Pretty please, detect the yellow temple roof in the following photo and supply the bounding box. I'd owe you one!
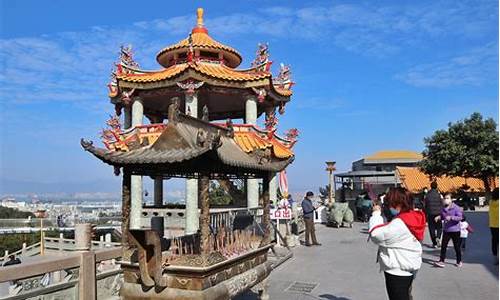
[116,62,270,83]
[156,8,242,68]
[113,8,294,98]
[233,128,294,159]
[365,150,423,161]
[396,166,498,193]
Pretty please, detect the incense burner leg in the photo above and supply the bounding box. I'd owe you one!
[257,277,270,300]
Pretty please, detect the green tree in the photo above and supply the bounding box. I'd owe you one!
[420,112,499,199]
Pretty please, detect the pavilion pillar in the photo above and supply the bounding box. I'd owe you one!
[130,98,143,229]
[260,172,271,246]
[121,169,131,251]
[269,173,278,205]
[154,177,163,207]
[185,92,199,234]
[246,96,259,208]
[199,175,210,255]
[124,106,132,129]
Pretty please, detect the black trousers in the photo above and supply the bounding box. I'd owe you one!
[491,227,499,256]
[461,237,466,249]
[427,214,442,246]
[440,231,462,263]
[384,272,414,300]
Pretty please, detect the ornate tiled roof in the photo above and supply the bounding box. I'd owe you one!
[156,31,242,68]
[110,8,294,98]
[396,166,499,193]
[156,8,242,68]
[116,62,270,83]
[233,130,294,159]
[82,104,295,176]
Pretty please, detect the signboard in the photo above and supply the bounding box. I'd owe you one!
[270,208,292,220]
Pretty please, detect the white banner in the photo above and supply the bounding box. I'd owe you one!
[270,208,292,220]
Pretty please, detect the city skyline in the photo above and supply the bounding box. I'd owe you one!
[0,0,498,194]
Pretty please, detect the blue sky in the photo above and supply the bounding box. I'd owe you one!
[0,0,498,195]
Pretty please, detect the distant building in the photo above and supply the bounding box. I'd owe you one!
[336,150,422,197]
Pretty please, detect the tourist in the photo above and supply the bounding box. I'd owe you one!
[369,187,426,300]
[434,194,463,268]
[355,192,366,221]
[424,181,443,248]
[489,188,499,265]
[2,254,21,267]
[287,194,294,207]
[459,216,473,252]
[360,193,373,223]
[301,191,321,246]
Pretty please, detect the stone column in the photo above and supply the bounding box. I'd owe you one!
[152,176,164,237]
[185,92,199,234]
[260,173,271,247]
[130,99,143,229]
[199,175,210,255]
[124,106,132,129]
[269,173,278,206]
[121,169,131,251]
[246,96,259,208]
[154,177,163,207]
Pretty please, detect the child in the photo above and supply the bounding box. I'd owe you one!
[459,216,473,251]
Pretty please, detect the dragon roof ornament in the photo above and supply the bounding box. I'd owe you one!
[274,63,294,90]
[250,43,272,72]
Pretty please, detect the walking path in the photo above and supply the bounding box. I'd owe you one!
[237,211,498,300]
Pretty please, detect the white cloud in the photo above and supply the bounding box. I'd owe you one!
[396,43,498,88]
[0,0,496,110]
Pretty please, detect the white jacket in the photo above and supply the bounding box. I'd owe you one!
[369,218,422,276]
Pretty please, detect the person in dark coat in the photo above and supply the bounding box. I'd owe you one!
[3,255,21,267]
[301,191,321,247]
[424,181,443,248]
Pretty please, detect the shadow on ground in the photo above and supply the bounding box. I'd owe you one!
[318,294,352,300]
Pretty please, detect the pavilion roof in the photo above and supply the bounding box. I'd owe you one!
[156,30,242,68]
[116,62,270,83]
[112,8,294,99]
[81,104,295,178]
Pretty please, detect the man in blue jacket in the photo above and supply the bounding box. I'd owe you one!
[302,191,321,246]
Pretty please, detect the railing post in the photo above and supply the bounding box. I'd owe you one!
[105,233,112,248]
[59,233,64,252]
[21,243,27,255]
[76,223,96,300]
[79,251,96,300]
[99,235,104,248]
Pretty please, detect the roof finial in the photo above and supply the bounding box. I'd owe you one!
[197,8,204,27]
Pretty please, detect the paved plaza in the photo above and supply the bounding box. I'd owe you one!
[237,211,499,300]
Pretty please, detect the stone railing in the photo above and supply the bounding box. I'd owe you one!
[209,207,262,233]
[0,247,122,300]
[1,236,121,264]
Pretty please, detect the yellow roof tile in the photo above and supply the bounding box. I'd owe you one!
[365,150,423,161]
[396,166,499,193]
[117,61,271,83]
[233,131,294,159]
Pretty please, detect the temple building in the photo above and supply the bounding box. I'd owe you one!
[81,8,297,299]
[335,150,422,196]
